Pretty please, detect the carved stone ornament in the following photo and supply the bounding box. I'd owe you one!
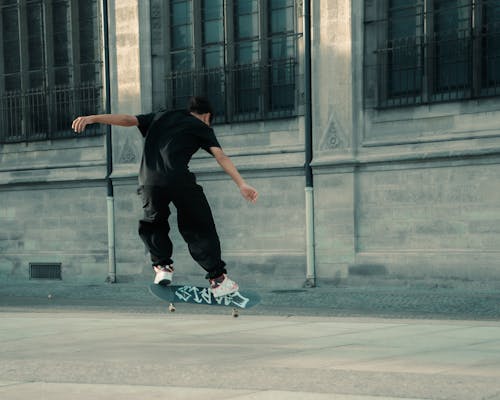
[319,112,342,150]
[119,137,138,164]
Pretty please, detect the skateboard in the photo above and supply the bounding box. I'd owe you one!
[149,283,260,317]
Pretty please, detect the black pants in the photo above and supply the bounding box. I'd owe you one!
[138,182,227,280]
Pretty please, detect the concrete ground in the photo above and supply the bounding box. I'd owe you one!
[1,279,500,399]
[1,311,500,400]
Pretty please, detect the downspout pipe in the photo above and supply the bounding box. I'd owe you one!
[102,0,116,283]
[304,0,316,288]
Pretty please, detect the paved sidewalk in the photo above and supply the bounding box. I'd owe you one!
[1,279,500,320]
[1,311,500,400]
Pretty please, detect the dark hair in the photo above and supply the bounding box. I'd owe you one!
[187,96,214,123]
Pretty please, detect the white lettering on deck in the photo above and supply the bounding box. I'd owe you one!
[174,286,250,308]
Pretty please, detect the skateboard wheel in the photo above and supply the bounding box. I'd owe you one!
[232,308,239,318]
[168,303,176,312]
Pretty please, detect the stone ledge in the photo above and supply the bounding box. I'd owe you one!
[0,164,107,186]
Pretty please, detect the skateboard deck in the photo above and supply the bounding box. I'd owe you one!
[149,283,260,315]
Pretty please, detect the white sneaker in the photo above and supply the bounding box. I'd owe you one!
[209,274,239,297]
[153,265,174,286]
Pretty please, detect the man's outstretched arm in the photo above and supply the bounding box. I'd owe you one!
[210,147,258,204]
[72,114,138,133]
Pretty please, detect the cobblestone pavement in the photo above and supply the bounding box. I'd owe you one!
[1,278,499,320]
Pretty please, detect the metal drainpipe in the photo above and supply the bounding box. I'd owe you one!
[304,0,316,288]
[102,0,116,283]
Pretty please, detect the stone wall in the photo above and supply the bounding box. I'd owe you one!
[2,0,500,287]
[0,180,108,282]
[0,123,108,282]
[355,161,500,280]
[311,0,500,282]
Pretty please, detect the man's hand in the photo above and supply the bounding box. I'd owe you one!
[72,116,94,133]
[240,183,258,204]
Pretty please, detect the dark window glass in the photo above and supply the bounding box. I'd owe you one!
[235,65,260,114]
[235,0,259,15]
[204,20,223,44]
[172,25,192,49]
[270,0,294,8]
[171,51,193,71]
[53,2,70,67]
[268,0,295,113]
[387,0,422,98]
[170,0,193,72]
[236,14,259,39]
[2,8,20,77]
[270,7,293,33]
[203,0,222,20]
[482,1,500,91]
[27,4,44,71]
[79,0,98,65]
[171,0,192,50]
[203,47,223,68]
[270,36,294,59]
[202,0,224,46]
[433,0,471,94]
[172,1,191,23]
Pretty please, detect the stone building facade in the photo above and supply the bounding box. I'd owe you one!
[1,0,499,287]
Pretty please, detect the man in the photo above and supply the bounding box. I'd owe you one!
[72,96,258,297]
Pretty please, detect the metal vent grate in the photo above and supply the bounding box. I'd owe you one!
[29,263,62,280]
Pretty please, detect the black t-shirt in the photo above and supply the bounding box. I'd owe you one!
[136,109,221,186]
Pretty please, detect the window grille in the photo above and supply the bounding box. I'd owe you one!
[364,0,500,108]
[0,0,104,143]
[151,0,300,123]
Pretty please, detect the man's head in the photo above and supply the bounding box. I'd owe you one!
[188,96,214,126]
